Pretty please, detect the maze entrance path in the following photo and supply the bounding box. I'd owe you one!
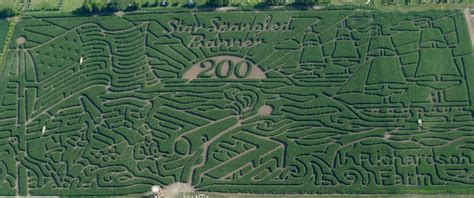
[0,10,473,196]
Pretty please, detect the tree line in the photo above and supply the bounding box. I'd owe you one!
[80,0,143,13]
[0,0,324,17]
[79,0,321,13]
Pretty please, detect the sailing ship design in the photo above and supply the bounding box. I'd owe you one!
[334,23,469,126]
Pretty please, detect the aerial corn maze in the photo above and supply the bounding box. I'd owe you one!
[0,9,473,196]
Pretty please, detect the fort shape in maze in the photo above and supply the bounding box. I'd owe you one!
[0,10,473,195]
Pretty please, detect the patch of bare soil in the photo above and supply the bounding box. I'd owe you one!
[182,64,203,80]
[248,65,267,79]
[16,37,26,45]
[183,55,267,80]
[213,55,240,62]
[464,8,474,47]
[213,56,267,79]
[163,182,194,197]
[114,11,125,17]
[258,105,273,116]
[7,16,19,22]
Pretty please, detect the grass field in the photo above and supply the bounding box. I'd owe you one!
[28,0,61,10]
[61,0,85,12]
[0,9,474,196]
[0,0,20,9]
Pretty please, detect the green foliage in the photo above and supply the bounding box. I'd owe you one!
[332,40,358,58]
[267,0,286,6]
[0,7,18,18]
[78,0,154,12]
[416,48,459,79]
[1,10,474,196]
[367,57,406,85]
[208,0,230,6]
[81,0,107,12]
[294,0,318,5]
[374,0,470,8]
[0,17,14,70]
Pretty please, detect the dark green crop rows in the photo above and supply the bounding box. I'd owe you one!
[0,10,473,195]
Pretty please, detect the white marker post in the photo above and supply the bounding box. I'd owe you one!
[41,126,46,135]
[418,119,423,127]
[80,57,83,65]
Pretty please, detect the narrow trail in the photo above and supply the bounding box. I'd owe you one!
[463,8,474,47]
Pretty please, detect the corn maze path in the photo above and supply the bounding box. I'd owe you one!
[0,10,473,195]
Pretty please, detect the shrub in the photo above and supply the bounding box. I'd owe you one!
[0,8,18,18]
[208,0,230,7]
[267,0,287,6]
[294,0,317,6]
[127,1,142,10]
[105,2,121,11]
[81,0,107,13]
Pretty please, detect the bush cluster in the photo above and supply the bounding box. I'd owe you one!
[208,0,230,7]
[80,0,144,13]
[0,8,18,18]
[267,0,287,6]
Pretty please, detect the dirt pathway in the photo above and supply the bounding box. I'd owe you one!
[464,8,474,47]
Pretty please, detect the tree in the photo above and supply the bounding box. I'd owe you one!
[80,0,107,13]
[267,0,286,6]
[188,0,195,7]
[92,2,103,12]
[106,1,120,11]
[160,0,168,7]
[128,1,142,10]
[82,0,93,12]
[0,8,18,18]
[81,0,145,13]
[208,0,229,7]
[294,0,317,5]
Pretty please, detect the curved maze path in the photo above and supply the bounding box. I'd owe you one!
[0,10,473,195]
